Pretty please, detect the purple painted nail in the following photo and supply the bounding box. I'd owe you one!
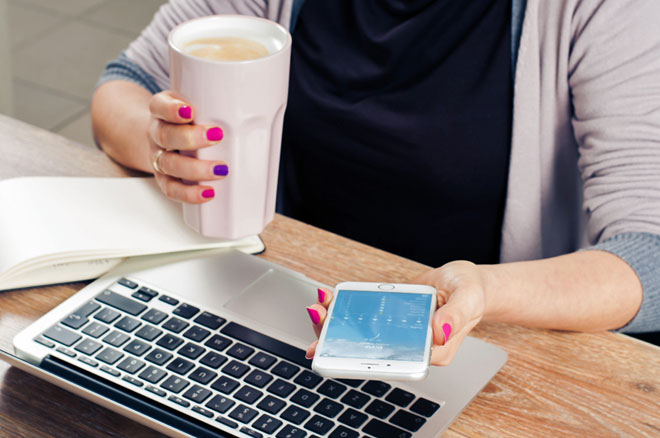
[213,164,229,176]
[442,323,452,343]
[307,307,320,325]
[317,289,326,304]
[178,105,191,119]
[202,189,215,199]
[206,127,223,142]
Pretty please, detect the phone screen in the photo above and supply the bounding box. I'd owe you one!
[319,290,433,361]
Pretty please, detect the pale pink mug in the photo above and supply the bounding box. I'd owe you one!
[168,15,292,239]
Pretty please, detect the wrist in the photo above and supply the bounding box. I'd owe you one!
[478,263,508,322]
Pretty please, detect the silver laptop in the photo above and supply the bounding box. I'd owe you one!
[6,250,507,438]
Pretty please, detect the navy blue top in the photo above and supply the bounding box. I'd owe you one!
[279,0,512,266]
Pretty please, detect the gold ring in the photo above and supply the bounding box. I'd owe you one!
[151,148,166,174]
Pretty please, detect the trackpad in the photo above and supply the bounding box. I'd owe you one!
[223,270,318,345]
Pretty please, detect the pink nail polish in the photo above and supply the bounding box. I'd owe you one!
[178,105,191,119]
[317,289,326,304]
[442,323,452,343]
[206,127,223,142]
[202,189,215,199]
[307,307,320,325]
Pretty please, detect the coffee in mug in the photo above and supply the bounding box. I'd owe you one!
[184,37,269,62]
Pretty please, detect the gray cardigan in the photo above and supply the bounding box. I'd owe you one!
[99,0,660,333]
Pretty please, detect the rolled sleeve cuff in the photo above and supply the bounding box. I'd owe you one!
[96,53,162,95]
[587,232,660,333]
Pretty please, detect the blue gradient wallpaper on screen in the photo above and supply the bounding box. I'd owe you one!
[319,290,432,361]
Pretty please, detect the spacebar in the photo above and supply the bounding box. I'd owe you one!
[220,322,310,369]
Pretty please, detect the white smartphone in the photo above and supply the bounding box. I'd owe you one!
[312,281,437,381]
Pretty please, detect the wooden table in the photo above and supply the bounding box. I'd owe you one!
[0,114,658,437]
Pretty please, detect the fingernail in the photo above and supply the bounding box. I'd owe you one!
[305,353,313,360]
[442,323,452,343]
[317,289,326,304]
[307,307,320,325]
[202,189,215,199]
[206,127,223,142]
[178,105,191,119]
[213,164,229,176]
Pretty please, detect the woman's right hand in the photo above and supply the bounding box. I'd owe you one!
[148,90,229,204]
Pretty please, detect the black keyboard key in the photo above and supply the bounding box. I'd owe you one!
[114,316,141,333]
[138,366,168,384]
[179,342,205,360]
[34,337,55,348]
[182,385,212,404]
[182,325,210,342]
[248,352,277,370]
[56,346,76,357]
[240,427,263,438]
[132,291,155,302]
[390,410,426,432]
[123,375,144,387]
[385,388,415,408]
[123,339,151,356]
[194,311,226,330]
[137,286,158,297]
[166,357,194,375]
[156,334,184,351]
[211,375,240,394]
[135,324,162,342]
[118,278,138,289]
[253,414,283,434]
[294,370,323,389]
[362,381,391,398]
[100,365,120,377]
[281,405,311,425]
[235,385,263,404]
[221,360,250,378]
[410,398,440,417]
[337,379,363,388]
[191,406,214,418]
[244,369,273,388]
[162,317,189,334]
[62,301,100,329]
[221,322,309,368]
[96,347,124,365]
[43,325,81,347]
[159,295,179,306]
[94,307,121,324]
[145,348,173,366]
[337,408,368,428]
[168,395,190,407]
[61,314,88,330]
[226,343,254,360]
[189,366,217,385]
[362,418,411,438]
[314,398,343,418]
[340,390,370,409]
[160,375,189,393]
[103,330,130,347]
[304,415,334,435]
[74,338,103,356]
[205,334,232,352]
[145,385,166,397]
[257,395,286,414]
[229,404,259,424]
[291,388,320,408]
[216,416,238,429]
[141,308,168,325]
[272,361,300,379]
[96,290,147,316]
[365,400,395,419]
[117,357,145,374]
[206,394,235,414]
[199,351,227,369]
[82,322,109,339]
[267,379,296,398]
[77,356,98,367]
[318,380,347,399]
[329,426,359,438]
[276,425,307,438]
[173,303,200,319]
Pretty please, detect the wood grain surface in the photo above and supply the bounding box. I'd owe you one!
[0,114,659,437]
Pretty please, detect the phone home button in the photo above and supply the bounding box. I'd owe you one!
[378,283,395,290]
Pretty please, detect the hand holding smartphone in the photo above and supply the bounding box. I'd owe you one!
[312,282,437,381]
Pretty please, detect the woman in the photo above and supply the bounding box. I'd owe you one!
[92,0,660,365]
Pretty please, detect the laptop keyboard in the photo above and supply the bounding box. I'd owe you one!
[34,278,443,438]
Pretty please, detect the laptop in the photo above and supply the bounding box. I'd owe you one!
[6,249,507,438]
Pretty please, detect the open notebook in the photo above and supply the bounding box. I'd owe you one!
[0,177,265,291]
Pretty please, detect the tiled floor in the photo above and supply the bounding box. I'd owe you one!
[2,0,166,148]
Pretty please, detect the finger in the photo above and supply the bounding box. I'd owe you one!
[149,90,194,124]
[154,172,216,204]
[305,340,318,360]
[306,303,327,338]
[317,288,333,308]
[157,150,229,181]
[149,119,224,151]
